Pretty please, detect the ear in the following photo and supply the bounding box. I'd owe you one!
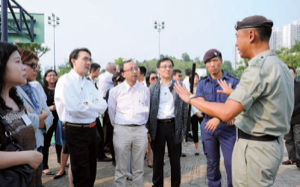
[156,68,160,75]
[71,58,76,67]
[249,30,255,43]
[121,72,125,78]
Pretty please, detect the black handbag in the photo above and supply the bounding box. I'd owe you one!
[0,109,33,187]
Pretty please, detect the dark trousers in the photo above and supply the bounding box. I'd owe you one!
[103,113,115,162]
[191,115,203,143]
[43,115,62,169]
[151,121,181,187]
[96,118,106,159]
[65,125,97,187]
[201,120,236,187]
[284,124,300,162]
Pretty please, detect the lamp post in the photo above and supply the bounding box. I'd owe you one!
[48,13,59,71]
[154,21,165,59]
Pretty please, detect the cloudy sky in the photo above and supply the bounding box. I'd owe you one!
[15,0,300,69]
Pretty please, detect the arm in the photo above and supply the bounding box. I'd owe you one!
[55,78,98,119]
[174,82,244,122]
[108,89,117,126]
[88,85,108,115]
[0,151,43,170]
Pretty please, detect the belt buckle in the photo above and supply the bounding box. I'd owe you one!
[165,119,171,123]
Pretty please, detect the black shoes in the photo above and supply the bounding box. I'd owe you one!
[53,171,66,179]
[181,153,187,157]
[98,156,113,162]
[195,153,200,156]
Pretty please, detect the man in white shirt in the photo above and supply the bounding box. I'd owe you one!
[138,66,147,86]
[97,62,116,98]
[55,48,107,187]
[108,60,150,187]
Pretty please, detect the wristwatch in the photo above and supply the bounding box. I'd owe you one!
[188,95,196,104]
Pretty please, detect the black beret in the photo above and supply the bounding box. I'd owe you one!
[203,49,222,64]
[235,15,273,30]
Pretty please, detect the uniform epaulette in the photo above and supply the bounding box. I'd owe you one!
[199,76,208,81]
[226,73,237,79]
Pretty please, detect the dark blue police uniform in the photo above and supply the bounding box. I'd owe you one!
[196,71,239,187]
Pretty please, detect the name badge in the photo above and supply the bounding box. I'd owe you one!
[21,114,32,126]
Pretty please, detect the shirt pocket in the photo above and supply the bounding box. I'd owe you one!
[204,87,214,101]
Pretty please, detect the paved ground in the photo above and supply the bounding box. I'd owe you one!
[42,140,300,187]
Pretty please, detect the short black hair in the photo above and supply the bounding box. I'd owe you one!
[69,48,91,68]
[255,27,272,42]
[120,60,133,73]
[138,66,147,76]
[172,69,182,76]
[112,72,125,86]
[288,66,296,74]
[91,63,101,72]
[185,68,192,76]
[156,57,174,68]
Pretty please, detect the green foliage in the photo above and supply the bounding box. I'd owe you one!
[15,43,50,58]
[181,52,191,62]
[57,61,72,78]
[222,61,235,76]
[290,40,300,53]
[114,57,124,66]
[278,52,300,72]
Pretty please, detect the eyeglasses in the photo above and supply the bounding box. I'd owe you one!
[178,75,182,77]
[47,74,57,77]
[150,76,158,80]
[24,62,39,70]
[123,67,139,72]
[159,65,173,70]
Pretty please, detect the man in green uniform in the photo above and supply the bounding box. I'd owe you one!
[174,15,294,186]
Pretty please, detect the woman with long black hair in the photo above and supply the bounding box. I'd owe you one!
[0,41,43,186]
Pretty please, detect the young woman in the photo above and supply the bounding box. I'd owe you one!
[0,41,43,186]
[16,49,53,175]
[189,73,203,155]
[42,69,62,174]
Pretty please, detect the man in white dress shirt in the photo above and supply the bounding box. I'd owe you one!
[108,60,150,187]
[55,48,107,187]
[97,62,116,98]
[138,66,147,86]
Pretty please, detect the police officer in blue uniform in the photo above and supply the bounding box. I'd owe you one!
[196,49,239,187]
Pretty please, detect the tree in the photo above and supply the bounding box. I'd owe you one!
[290,40,300,53]
[15,43,50,58]
[181,52,190,62]
[114,57,124,67]
[57,61,72,78]
[222,61,235,75]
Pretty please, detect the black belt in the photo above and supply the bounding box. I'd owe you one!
[65,121,96,128]
[238,129,278,141]
[157,118,175,123]
[126,124,143,127]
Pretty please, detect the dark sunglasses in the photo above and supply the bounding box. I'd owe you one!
[24,62,39,70]
[150,76,158,80]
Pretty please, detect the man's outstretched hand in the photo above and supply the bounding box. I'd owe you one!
[174,82,192,104]
[217,79,233,96]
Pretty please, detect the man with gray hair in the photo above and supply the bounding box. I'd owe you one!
[97,62,116,98]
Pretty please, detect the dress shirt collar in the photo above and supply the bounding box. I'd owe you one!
[70,69,85,81]
[123,80,139,92]
[160,79,172,87]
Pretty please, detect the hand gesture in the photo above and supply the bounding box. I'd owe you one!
[174,82,192,104]
[217,80,233,96]
[205,117,221,132]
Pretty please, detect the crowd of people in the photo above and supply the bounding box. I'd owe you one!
[0,14,299,187]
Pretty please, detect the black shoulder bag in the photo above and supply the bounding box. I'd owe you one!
[0,108,33,187]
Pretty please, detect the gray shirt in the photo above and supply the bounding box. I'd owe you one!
[229,50,294,137]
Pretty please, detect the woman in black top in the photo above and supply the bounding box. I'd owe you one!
[42,69,61,174]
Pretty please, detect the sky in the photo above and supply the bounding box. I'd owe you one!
[13,0,300,70]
